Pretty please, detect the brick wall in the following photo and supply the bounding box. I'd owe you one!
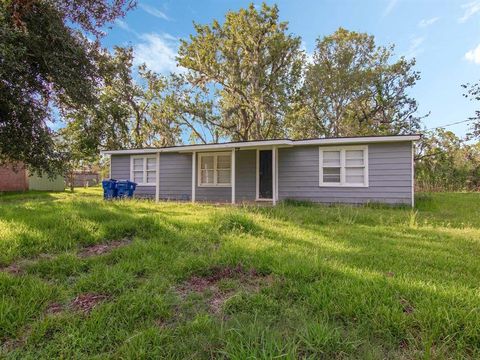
[0,163,28,192]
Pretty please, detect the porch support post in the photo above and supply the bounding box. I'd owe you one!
[272,146,277,205]
[411,142,414,208]
[276,146,279,203]
[231,148,236,204]
[192,151,196,203]
[155,152,160,203]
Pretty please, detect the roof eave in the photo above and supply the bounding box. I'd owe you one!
[101,135,421,155]
[293,134,421,146]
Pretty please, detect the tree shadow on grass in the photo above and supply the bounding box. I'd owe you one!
[0,209,223,347]
[1,201,479,359]
[218,235,480,359]
[251,219,480,292]
[0,191,59,204]
[0,199,193,265]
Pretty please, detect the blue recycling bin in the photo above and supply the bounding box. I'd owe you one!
[102,179,117,199]
[128,181,137,197]
[116,180,137,198]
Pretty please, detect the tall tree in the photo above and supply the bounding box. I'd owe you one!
[177,2,304,141]
[60,47,181,158]
[158,73,223,144]
[462,81,480,138]
[0,0,135,175]
[289,28,423,139]
[415,129,480,191]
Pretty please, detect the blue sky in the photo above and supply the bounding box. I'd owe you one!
[102,0,480,138]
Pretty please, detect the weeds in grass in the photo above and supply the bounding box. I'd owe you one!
[1,189,480,359]
[281,198,315,207]
[408,210,418,228]
[335,206,359,225]
[215,212,259,235]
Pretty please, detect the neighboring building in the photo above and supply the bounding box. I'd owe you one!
[102,135,420,206]
[0,163,65,192]
[70,171,100,187]
[0,163,28,192]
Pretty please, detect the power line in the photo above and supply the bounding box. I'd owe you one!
[423,119,476,132]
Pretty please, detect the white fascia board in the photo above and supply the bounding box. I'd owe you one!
[102,140,292,155]
[171,140,292,153]
[293,135,421,146]
[101,149,160,155]
[101,135,420,155]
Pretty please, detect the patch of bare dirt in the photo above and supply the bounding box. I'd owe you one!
[176,264,274,314]
[209,293,233,314]
[78,238,131,258]
[0,263,24,275]
[0,244,119,277]
[70,293,109,313]
[0,256,49,276]
[400,298,414,315]
[1,336,27,353]
[46,302,64,314]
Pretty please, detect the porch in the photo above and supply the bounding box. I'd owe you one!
[148,146,282,205]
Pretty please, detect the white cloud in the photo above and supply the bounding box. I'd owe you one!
[162,33,179,42]
[383,0,398,17]
[404,36,425,59]
[113,20,181,74]
[465,44,480,64]
[139,3,170,20]
[134,33,180,74]
[459,1,480,23]
[418,17,440,28]
[115,19,136,34]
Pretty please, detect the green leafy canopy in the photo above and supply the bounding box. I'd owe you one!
[0,0,135,176]
[288,28,425,139]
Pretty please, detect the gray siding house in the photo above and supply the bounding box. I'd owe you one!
[103,135,420,206]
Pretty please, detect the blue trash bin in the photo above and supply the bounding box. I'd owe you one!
[117,180,137,198]
[128,181,137,197]
[102,179,117,199]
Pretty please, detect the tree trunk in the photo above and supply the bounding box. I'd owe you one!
[69,171,75,192]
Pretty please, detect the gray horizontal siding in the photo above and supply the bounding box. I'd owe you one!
[110,141,413,205]
[111,154,156,198]
[235,150,256,202]
[135,185,155,198]
[159,153,192,201]
[278,142,413,205]
[110,155,130,180]
[196,186,231,202]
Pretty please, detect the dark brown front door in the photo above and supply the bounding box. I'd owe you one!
[259,150,273,199]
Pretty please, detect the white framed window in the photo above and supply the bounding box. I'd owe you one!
[198,152,231,187]
[319,145,368,187]
[130,155,157,185]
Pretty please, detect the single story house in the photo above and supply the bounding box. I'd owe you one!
[0,163,65,192]
[102,134,420,207]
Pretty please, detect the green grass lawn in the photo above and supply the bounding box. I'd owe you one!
[1,189,479,359]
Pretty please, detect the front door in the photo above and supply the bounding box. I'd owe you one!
[258,150,273,199]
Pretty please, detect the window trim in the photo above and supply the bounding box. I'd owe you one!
[319,145,369,187]
[130,155,157,186]
[197,152,232,187]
